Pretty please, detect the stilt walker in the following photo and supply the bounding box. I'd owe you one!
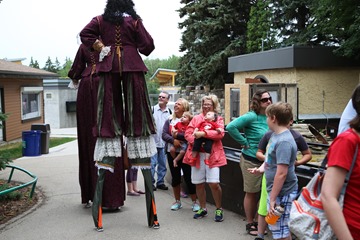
[79,0,160,231]
[68,44,125,212]
[124,66,159,229]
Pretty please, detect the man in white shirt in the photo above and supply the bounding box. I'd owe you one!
[151,91,172,190]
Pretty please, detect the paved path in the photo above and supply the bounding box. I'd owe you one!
[0,129,270,240]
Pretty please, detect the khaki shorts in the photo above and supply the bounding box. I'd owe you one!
[191,152,220,184]
[240,154,262,193]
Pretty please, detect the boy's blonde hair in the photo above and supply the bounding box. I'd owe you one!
[183,111,193,121]
[265,102,293,126]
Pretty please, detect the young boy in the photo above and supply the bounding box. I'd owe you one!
[253,102,298,240]
[249,117,312,240]
[170,111,192,167]
[189,111,221,164]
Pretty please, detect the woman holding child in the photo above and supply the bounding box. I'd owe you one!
[183,95,226,222]
[162,98,199,211]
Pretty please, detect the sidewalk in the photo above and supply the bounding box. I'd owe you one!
[0,128,265,240]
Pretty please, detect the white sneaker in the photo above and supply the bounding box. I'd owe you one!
[192,202,200,212]
[171,201,182,211]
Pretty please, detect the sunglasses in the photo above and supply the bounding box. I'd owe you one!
[260,97,272,103]
[158,96,167,99]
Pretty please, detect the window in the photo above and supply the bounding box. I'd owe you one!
[21,87,43,121]
[230,88,240,120]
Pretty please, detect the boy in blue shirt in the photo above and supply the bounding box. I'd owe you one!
[251,102,298,240]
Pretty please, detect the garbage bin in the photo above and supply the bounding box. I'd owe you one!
[31,123,51,154]
[22,130,41,156]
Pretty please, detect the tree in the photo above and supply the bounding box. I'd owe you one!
[54,57,61,72]
[311,0,360,59]
[268,0,360,59]
[42,57,57,73]
[0,112,11,170]
[29,57,40,69]
[146,80,160,94]
[246,0,276,53]
[269,0,318,47]
[177,0,252,89]
[57,57,73,77]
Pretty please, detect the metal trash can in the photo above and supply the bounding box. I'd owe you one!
[22,130,41,156]
[31,124,51,154]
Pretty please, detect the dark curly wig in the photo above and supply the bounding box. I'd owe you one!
[103,0,139,24]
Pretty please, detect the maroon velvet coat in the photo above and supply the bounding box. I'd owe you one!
[80,15,154,73]
[79,15,156,139]
[68,44,125,208]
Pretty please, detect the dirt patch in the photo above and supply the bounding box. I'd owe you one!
[0,179,43,225]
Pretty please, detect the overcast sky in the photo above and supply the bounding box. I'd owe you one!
[0,0,183,67]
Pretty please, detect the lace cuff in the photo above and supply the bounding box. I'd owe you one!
[68,80,79,89]
[99,46,111,62]
[93,137,122,162]
[127,136,157,159]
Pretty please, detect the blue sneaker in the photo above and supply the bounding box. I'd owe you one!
[171,201,182,211]
[193,208,208,219]
[192,202,200,212]
[214,208,224,222]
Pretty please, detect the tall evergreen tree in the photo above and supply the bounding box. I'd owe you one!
[29,57,40,69]
[43,57,57,73]
[269,0,318,47]
[177,0,252,89]
[311,0,360,59]
[54,57,61,72]
[246,0,275,53]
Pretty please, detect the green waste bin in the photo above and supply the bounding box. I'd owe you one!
[31,124,51,154]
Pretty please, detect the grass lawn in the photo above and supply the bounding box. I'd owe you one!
[0,137,76,161]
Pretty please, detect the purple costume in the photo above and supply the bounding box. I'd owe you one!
[68,44,125,209]
[79,13,158,230]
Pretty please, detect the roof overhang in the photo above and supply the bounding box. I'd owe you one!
[0,59,59,79]
[0,71,58,79]
[150,68,177,86]
[228,46,360,73]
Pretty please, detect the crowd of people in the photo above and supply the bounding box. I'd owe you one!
[67,0,360,238]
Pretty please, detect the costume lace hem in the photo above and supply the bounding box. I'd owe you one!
[127,136,156,159]
[93,137,122,161]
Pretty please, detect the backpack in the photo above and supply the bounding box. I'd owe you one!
[289,146,358,240]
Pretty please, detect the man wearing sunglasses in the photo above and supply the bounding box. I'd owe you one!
[151,91,172,191]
